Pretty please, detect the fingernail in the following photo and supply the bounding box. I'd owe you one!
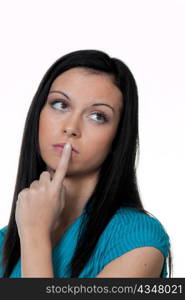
[64,143,71,152]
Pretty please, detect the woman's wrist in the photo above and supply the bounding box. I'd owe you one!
[19,230,51,244]
[20,233,54,277]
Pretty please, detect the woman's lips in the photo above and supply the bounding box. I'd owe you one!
[52,145,78,155]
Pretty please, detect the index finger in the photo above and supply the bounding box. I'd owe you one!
[52,143,72,187]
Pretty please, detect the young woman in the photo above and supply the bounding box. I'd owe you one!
[0,49,171,278]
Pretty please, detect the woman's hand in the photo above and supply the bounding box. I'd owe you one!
[15,143,72,241]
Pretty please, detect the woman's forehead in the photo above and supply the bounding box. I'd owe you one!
[50,67,122,99]
[49,69,123,113]
[51,67,114,84]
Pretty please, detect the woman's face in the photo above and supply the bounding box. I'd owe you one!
[39,67,123,178]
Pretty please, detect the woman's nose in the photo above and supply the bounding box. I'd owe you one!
[63,127,78,137]
[63,114,81,137]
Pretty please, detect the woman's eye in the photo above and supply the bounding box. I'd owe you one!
[90,112,108,123]
[50,100,68,110]
[50,100,108,124]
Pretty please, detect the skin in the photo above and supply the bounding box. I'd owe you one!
[15,144,72,241]
[38,67,123,244]
[16,143,73,277]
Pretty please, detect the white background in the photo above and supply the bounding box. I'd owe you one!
[0,0,184,277]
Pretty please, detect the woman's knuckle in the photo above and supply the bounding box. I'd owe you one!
[41,171,50,177]
[30,180,38,188]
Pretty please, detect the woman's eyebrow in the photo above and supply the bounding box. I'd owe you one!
[48,90,115,114]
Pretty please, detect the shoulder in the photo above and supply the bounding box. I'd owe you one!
[107,206,169,232]
[99,206,170,260]
[94,207,170,277]
[110,206,167,231]
[96,246,165,278]
[95,207,170,277]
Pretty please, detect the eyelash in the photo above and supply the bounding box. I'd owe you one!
[49,100,109,124]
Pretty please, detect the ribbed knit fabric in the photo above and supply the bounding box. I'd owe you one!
[0,207,170,278]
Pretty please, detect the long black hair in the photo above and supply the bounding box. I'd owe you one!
[1,49,172,277]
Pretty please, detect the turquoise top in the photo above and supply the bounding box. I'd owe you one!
[0,207,170,278]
